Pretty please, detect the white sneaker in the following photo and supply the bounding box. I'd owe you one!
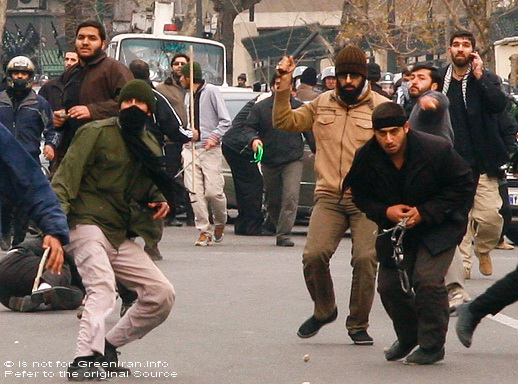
[448,285,470,315]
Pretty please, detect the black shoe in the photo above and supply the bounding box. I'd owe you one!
[297,308,338,338]
[8,286,83,312]
[384,340,417,361]
[456,302,480,348]
[165,218,183,227]
[67,355,106,381]
[0,233,10,251]
[404,346,445,365]
[276,237,294,247]
[100,342,131,375]
[348,330,374,345]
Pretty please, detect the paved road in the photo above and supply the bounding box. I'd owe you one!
[1,225,517,384]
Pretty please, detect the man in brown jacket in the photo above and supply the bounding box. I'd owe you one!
[274,45,389,345]
[53,20,133,162]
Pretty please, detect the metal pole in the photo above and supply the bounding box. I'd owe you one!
[196,0,203,37]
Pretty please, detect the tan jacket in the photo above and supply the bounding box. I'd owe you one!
[273,87,389,199]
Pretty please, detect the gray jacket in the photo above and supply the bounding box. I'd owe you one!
[408,90,454,145]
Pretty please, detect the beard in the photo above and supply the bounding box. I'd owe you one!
[78,46,103,63]
[452,54,470,68]
[336,78,366,105]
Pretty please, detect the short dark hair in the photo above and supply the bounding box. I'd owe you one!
[411,63,441,87]
[170,54,190,67]
[449,30,476,49]
[129,59,150,80]
[270,73,280,88]
[76,20,106,41]
[372,102,407,130]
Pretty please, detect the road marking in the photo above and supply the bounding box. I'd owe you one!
[488,313,518,330]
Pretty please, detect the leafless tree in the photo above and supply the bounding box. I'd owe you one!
[0,0,8,58]
[210,0,262,81]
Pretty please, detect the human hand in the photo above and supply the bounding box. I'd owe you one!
[386,204,413,223]
[204,138,218,150]
[251,139,263,152]
[53,109,67,128]
[68,105,91,120]
[43,235,64,275]
[148,202,170,219]
[43,145,55,161]
[419,95,439,111]
[470,51,484,79]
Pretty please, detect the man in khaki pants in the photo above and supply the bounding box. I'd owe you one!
[274,46,389,345]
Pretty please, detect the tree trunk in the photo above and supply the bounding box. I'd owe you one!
[0,0,8,60]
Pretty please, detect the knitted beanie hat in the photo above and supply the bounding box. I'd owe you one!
[181,61,203,83]
[335,45,368,78]
[119,79,156,113]
[372,102,407,130]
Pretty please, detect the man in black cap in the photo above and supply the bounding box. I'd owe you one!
[345,102,475,364]
[52,79,176,381]
[274,45,389,345]
[296,67,320,101]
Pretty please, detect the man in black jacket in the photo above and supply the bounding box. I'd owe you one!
[345,102,475,365]
[242,75,314,246]
[440,30,508,278]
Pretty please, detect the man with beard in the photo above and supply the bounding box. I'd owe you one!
[52,80,175,381]
[440,30,508,280]
[273,45,389,344]
[406,63,470,312]
[52,20,133,166]
[39,51,79,112]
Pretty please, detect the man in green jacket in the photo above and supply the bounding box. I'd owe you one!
[52,80,175,381]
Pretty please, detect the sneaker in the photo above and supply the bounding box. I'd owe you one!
[384,340,417,361]
[195,233,212,246]
[477,252,493,276]
[403,346,445,365]
[496,242,514,250]
[348,330,374,345]
[448,284,470,314]
[297,308,338,338]
[66,355,106,381]
[9,286,84,312]
[144,244,163,261]
[455,301,481,348]
[214,225,225,243]
[276,237,295,247]
[100,342,131,375]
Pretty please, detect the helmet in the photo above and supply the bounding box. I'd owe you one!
[320,66,335,80]
[6,56,35,91]
[380,72,394,85]
[293,66,308,79]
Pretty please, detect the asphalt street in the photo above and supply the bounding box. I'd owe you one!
[1,224,517,384]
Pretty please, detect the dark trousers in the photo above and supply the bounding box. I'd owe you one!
[378,245,454,350]
[470,263,518,318]
[1,202,29,246]
[498,177,512,242]
[222,144,264,235]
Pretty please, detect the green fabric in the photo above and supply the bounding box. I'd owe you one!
[118,79,156,113]
[52,117,165,248]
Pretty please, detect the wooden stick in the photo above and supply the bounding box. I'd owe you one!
[189,45,196,196]
[32,248,50,292]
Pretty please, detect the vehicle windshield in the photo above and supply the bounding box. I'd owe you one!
[118,38,225,85]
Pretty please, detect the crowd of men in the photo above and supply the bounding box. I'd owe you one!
[0,18,518,381]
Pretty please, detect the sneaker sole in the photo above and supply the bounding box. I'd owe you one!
[352,340,374,345]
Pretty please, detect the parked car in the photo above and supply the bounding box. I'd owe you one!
[220,88,316,220]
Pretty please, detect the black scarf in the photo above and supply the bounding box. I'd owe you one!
[119,106,185,206]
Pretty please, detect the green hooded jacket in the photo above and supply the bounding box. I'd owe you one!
[52,117,165,248]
